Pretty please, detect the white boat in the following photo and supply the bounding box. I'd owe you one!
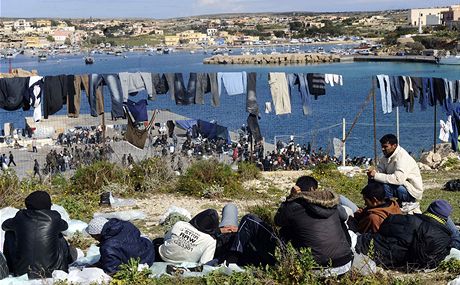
[437,55,460,65]
[38,54,47,62]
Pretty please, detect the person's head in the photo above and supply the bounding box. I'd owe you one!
[293,176,318,193]
[361,182,386,208]
[25,190,52,210]
[86,216,109,241]
[189,209,220,238]
[426,200,452,221]
[219,204,238,233]
[379,134,398,158]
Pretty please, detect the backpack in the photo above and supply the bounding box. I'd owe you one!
[444,179,460,192]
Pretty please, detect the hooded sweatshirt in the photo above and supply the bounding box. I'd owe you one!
[159,209,218,264]
[352,199,402,233]
[274,190,352,267]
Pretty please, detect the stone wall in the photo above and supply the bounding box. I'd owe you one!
[203,53,340,65]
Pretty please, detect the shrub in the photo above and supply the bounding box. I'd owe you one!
[54,193,99,221]
[0,169,21,208]
[176,159,244,198]
[128,157,176,192]
[246,203,278,230]
[438,258,460,275]
[112,258,152,285]
[237,161,261,181]
[70,161,126,195]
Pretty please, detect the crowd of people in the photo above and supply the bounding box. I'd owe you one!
[0,133,459,281]
[56,127,104,148]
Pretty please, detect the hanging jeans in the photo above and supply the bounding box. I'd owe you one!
[246,72,259,115]
[208,73,220,107]
[102,74,124,119]
[377,74,392,114]
[269,72,291,115]
[195,73,210,105]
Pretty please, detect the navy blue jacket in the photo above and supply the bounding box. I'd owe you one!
[99,219,154,274]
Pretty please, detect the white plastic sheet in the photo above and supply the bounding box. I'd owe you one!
[71,244,100,266]
[0,207,19,252]
[53,268,111,285]
[94,210,146,221]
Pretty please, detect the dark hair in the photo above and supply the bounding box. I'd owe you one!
[379,134,398,145]
[295,176,318,192]
[361,182,386,201]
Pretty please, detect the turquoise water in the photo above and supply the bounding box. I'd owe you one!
[1,51,459,156]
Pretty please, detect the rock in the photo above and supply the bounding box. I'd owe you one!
[432,153,442,163]
[420,152,434,165]
[417,162,432,171]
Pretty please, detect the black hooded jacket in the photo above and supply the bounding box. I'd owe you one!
[189,209,220,238]
[274,190,352,267]
[355,213,451,270]
[2,209,71,278]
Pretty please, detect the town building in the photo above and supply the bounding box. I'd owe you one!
[408,7,449,27]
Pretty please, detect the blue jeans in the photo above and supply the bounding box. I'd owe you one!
[382,184,415,203]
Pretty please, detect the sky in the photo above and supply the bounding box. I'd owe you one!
[1,0,459,19]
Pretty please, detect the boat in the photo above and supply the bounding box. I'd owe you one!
[38,54,47,62]
[84,56,94,64]
[437,55,460,65]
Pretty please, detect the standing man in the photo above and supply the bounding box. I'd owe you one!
[32,138,38,153]
[367,134,423,203]
[8,151,16,167]
[33,159,41,180]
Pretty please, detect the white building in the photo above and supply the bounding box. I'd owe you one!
[409,7,449,26]
[207,28,218,37]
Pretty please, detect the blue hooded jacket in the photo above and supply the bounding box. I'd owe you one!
[99,219,154,274]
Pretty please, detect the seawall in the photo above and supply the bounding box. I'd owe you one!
[203,53,341,65]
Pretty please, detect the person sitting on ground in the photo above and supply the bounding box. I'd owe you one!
[340,182,402,234]
[86,217,154,275]
[212,204,239,265]
[355,200,453,270]
[367,134,423,203]
[2,191,76,279]
[274,176,353,273]
[159,209,220,265]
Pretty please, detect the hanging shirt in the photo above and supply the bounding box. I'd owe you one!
[325,74,343,87]
[217,72,247,96]
[126,99,148,123]
[306,73,326,99]
[268,72,291,115]
[119,72,153,101]
[0,77,29,111]
[440,116,453,143]
[28,76,44,122]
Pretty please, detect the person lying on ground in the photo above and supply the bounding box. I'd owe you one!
[211,203,239,265]
[340,182,402,234]
[355,200,454,270]
[274,176,353,274]
[158,209,220,265]
[86,217,154,275]
[2,191,76,279]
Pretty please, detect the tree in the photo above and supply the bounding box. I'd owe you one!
[46,35,55,42]
[273,30,286,38]
[64,37,71,45]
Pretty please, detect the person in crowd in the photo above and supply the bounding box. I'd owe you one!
[367,134,423,203]
[7,151,16,167]
[274,176,353,274]
[340,182,402,233]
[86,217,154,275]
[159,209,220,264]
[355,200,453,270]
[33,159,40,179]
[212,204,239,265]
[32,138,38,153]
[2,191,76,278]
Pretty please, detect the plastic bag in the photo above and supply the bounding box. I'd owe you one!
[159,206,192,225]
[94,210,146,221]
[0,207,18,251]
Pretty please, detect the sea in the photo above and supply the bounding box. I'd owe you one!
[1,44,459,157]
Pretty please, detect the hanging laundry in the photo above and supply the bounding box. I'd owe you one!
[208,73,220,107]
[265,102,272,114]
[177,72,196,105]
[164,73,176,100]
[268,72,291,115]
[126,99,148,123]
[306,73,326,99]
[101,74,124,119]
[43,75,68,119]
[325,74,343,87]
[124,107,156,149]
[376,75,392,114]
[119,72,154,101]
[247,113,262,143]
[288,73,311,115]
[173,73,188,105]
[439,116,453,143]
[152,73,169,97]
[0,77,28,111]
[195,73,210,105]
[246,72,259,115]
[25,76,44,122]
[66,75,77,116]
[217,72,247,96]
[70,74,90,118]
[450,105,460,152]
[390,76,404,107]
[89,74,104,117]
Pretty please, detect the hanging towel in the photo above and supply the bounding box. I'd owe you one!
[246,72,259,115]
[218,72,247,96]
[269,72,291,115]
[265,102,272,114]
[306,73,326,99]
[440,116,453,143]
[126,99,148,123]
